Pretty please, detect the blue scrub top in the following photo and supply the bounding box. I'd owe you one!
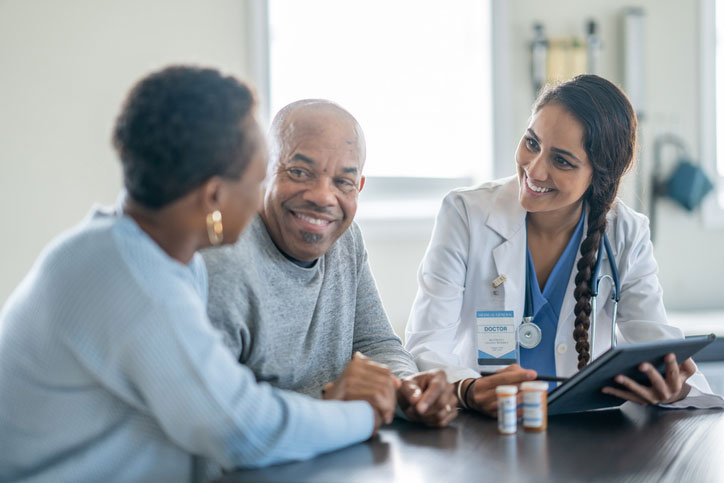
[519,209,585,388]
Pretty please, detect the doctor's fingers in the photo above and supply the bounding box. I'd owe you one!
[663,355,695,385]
[497,363,524,373]
[640,362,682,402]
[613,372,668,405]
[678,356,697,380]
[664,354,681,388]
[601,386,649,405]
[477,370,536,390]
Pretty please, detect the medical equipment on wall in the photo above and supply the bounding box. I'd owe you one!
[529,19,600,97]
[649,134,714,241]
[621,8,646,119]
[518,233,621,359]
[586,20,601,74]
[531,23,548,96]
[621,8,649,212]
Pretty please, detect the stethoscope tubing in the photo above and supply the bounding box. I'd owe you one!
[590,233,621,358]
[521,232,621,357]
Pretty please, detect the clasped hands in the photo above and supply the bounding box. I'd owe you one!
[322,352,458,433]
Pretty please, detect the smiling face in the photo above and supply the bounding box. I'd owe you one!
[261,106,365,262]
[515,102,593,217]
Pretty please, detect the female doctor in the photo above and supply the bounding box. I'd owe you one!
[405,74,723,416]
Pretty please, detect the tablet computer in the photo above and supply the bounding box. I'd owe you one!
[547,334,716,416]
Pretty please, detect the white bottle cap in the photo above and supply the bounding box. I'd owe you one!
[496,385,518,395]
[521,381,549,391]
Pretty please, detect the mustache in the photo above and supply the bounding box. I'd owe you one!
[290,201,338,217]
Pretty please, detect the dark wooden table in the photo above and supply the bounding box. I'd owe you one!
[221,404,724,482]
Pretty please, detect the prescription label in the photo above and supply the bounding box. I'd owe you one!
[476,311,516,365]
[497,394,517,434]
[522,391,544,428]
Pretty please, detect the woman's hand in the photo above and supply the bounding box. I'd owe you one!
[323,352,400,431]
[601,353,696,405]
[458,364,537,417]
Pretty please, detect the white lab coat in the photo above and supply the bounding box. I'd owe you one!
[405,176,723,408]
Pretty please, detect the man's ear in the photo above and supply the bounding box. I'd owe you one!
[359,175,366,192]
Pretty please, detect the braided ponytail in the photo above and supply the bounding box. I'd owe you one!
[533,75,637,369]
[572,198,614,367]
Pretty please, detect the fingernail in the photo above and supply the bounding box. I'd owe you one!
[640,363,649,372]
[418,402,428,413]
[412,388,422,398]
[615,375,624,384]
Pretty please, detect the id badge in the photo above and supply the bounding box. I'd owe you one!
[476,310,517,365]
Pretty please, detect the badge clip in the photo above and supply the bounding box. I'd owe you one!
[492,274,507,288]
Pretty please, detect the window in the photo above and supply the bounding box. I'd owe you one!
[717,1,724,180]
[701,0,724,224]
[266,0,492,184]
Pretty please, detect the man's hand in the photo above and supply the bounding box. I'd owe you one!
[397,370,458,427]
[601,353,695,405]
[322,352,400,432]
[461,364,537,417]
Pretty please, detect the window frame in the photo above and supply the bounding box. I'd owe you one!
[247,0,496,229]
[700,0,724,227]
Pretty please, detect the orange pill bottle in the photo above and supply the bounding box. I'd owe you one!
[521,381,548,432]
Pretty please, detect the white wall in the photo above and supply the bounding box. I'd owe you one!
[0,0,251,306]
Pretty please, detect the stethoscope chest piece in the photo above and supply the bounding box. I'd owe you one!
[518,316,542,349]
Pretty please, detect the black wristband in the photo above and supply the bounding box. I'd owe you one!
[463,378,478,409]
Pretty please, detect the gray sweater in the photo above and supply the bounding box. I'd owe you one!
[203,216,418,397]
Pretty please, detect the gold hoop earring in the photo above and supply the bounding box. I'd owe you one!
[206,210,223,246]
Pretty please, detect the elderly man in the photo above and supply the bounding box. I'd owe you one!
[204,99,457,427]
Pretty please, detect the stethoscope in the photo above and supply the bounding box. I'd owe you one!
[517,232,621,358]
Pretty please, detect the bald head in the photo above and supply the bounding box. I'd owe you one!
[261,99,367,262]
[268,99,366,171]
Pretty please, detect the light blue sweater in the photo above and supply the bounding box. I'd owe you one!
[0,207,373,482]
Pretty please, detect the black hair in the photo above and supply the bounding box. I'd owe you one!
[113,65,257,208]
[534,74,637,369]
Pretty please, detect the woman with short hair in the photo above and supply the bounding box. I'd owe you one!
[0,66,377,482]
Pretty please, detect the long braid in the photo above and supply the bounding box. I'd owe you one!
[572,199,612,368]
[533,74,637,370]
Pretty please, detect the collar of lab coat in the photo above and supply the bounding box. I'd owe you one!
[483,177,619,338]
[484,176,619,252]
[484,176,526,240]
